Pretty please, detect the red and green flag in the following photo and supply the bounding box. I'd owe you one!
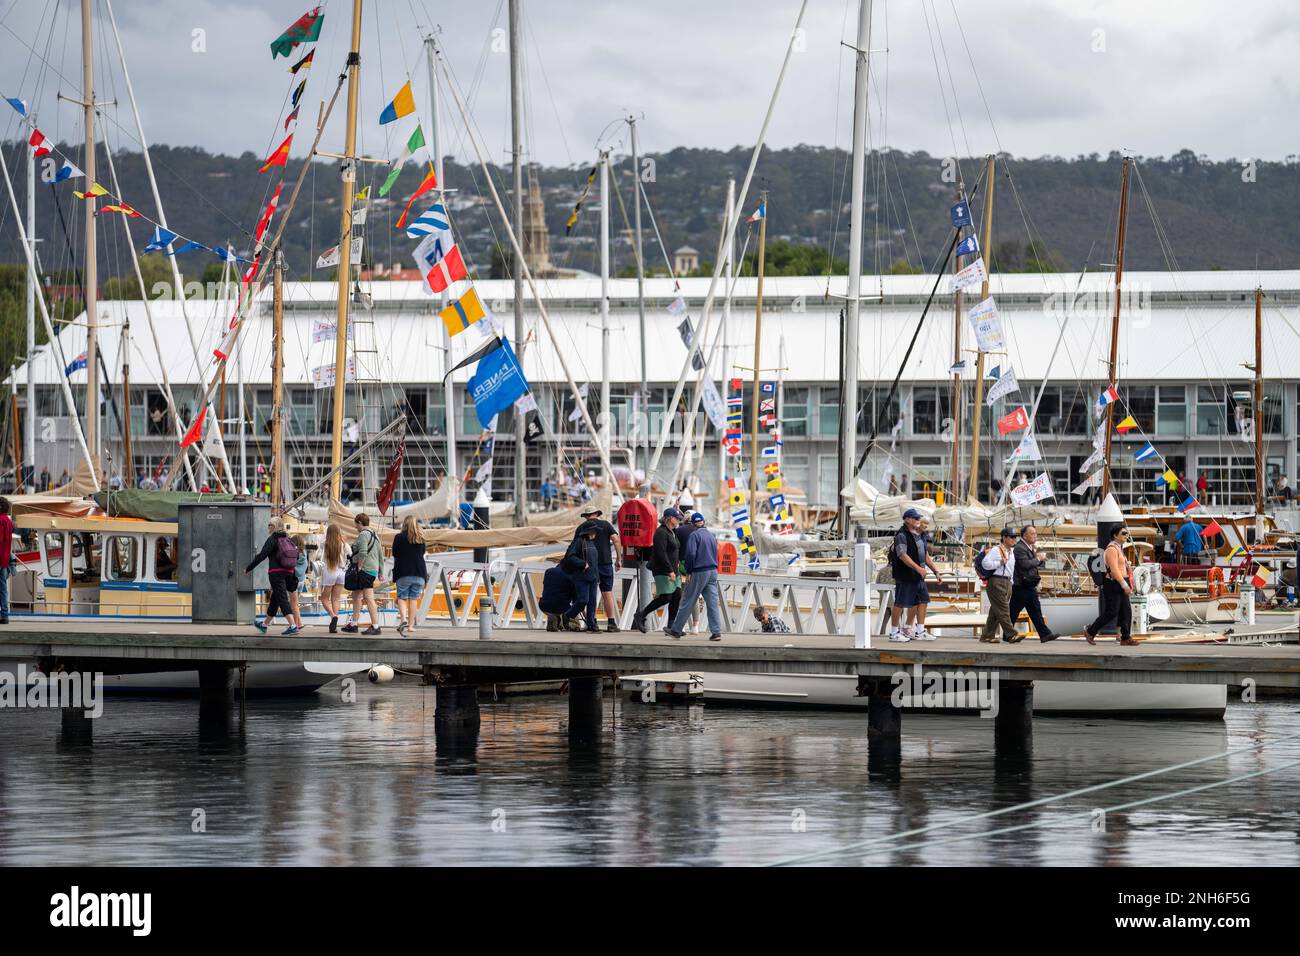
[270,6,324,59]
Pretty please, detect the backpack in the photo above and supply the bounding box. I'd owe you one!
[275,534,299,571]
[973,547,997,582]
[1087,548,1107,586]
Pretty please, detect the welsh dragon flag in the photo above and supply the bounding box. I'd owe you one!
[270,7,324,59]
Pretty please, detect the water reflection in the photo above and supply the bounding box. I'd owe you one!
[0,683,1295,866]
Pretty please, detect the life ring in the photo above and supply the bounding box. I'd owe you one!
[1207,565,1224,599]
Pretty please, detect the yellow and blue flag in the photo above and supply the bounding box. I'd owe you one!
[439,287,488,337]
[379,80,415,125]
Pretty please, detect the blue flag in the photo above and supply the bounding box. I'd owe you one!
[467,337,529,430]
[64,351,87,376]
[144,227,179,253]
[1134,442,1157,462]
[950,200,971,228]
[165,241,207,256]
[955,234,979,257]
[5,96,27,117]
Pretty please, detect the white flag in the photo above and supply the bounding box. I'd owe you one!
[667,296,687,316]
[475,458,493,485]
[1072,470,1104,495]
[311,319,336,343]
[1092,420,1107,451]
[949,256,987,293]
[1010,472,1053,506]
[986,367,1019,405]
[312,356,356,390]
[568,383,589,423]
[1079,447,1104,473]
[700,379,727,431]
[352,205,368,227]
[968,297,1005,351]
[1007,434,1041,462]
[316,236,363,269]
[514,392,538,415]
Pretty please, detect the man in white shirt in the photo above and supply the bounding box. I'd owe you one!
[979,527,1021,643]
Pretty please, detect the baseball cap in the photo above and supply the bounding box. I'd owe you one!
[902,507,922,520]
[580,508,602,517]
[663,507,684,520]
[690,512,705,523]
[1000,526,1017,539]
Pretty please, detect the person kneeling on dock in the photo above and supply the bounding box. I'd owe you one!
[561,522,602,632]
[245,515,300,636]
[1084,525,1137,646]
[633,507,684,633]
[540,562,577,631]
[753,606,790,633]
[978,527,1021,644]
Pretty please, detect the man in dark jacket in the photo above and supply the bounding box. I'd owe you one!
[667,515,722,640]
[1009,524,1057,642]
[245,515,300,635]
[562,522,601,632]
[633,508,683,632]
[539,563,576,631]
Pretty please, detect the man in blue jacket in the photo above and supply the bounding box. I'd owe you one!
[667,515,723,641]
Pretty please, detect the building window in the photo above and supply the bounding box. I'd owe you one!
[782,454,809,499]
[1156,385,1186,436]
[1196,386,1229,436]
[909,455,946,499]
[1125,386,1155,433]
[911,386,951,436]
[782,387,809,437]
[818,387,840,436]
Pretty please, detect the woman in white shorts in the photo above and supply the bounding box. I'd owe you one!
[318,524,347,633]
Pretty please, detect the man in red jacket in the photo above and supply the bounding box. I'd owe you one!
[0,497,13,624]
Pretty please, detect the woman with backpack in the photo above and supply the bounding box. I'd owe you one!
[341,513,383,635]
[392,515,428,636]
[317,524,347,633]
[245,514,301,635]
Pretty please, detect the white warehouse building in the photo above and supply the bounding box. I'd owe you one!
[9,270,1300,510]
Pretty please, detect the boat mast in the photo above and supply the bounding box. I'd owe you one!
[1254,285,1264,517]
[328,0,364,503]
[25,143,35,489]
[747,193,768,515]
[121,317,132,485]
[628,116,649,480]
[1101,156,1131,499]
[599,149,611,462]
[965,155,996,502]
[271,249,286,511]
[509,0,526,524]
[948,181,965,502]
[837,0,873,532]
[80,0,99,468]
[719,176,735,491]
[424,33,457,496]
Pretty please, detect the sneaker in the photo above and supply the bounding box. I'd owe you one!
[397,621,408,636]
[888,628,911,643]
[253,620,268,634]
[341,622,359,634]
[901,625,915,638]
[362,626,382,636]
[606,621,620,633]
[632,615,647,634]
[328,616,338,634]
[709,633,722,642]
[912,627,936,641]
[1040,633,1059,643]
[665,629,683,639]
[282,625,300,636]
[546,618,559,632]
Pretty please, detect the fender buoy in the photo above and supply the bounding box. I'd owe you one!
[1207,565,1224,598]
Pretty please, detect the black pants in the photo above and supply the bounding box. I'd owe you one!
[1009,583,1053,638]
[266,571,296,621]
[1086,580,1131,639]
[640,587,682,624]
[564,576,598,629]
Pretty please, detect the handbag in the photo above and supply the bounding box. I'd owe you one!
[344,530,378,591]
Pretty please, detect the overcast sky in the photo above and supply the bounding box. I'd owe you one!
[1,0,1297,169]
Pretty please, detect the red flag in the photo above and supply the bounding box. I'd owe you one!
[377,438,406,515]
[1201,519,1224,538]
[259,133,293,173]
[28,129,50,157]
[255,183,283,243]
[996,406,1030,435]
[180,407,207,448]
[423,245,468,294]
[395,166,438,229]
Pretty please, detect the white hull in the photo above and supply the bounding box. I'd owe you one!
[1,659,369,695]
[1036,593,1238,635]
[626,670,1227,718]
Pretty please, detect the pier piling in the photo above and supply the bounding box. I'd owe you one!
[566,675,604,743]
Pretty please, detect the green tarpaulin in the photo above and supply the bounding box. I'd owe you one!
[93,490,239,523]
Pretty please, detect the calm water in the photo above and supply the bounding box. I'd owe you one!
[1,681,1298,866]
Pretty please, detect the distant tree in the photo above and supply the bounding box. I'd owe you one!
[101,254,174,299]
[886,258,922,275]
[741,240,847,277]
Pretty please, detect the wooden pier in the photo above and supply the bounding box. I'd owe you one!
[4,620,1298,745]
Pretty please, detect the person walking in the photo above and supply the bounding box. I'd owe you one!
[342,513,382,635]
[286,533,308,631]
[540,562,576,631]
[1085,525,1137,646]
[392,515,428,636]
[667,514,722,641]
[633,507,684,633]
[245,514,300,635]
[0,497,13,624]
[672,511,707,632]
[887,508,943,642]
[562,521,601,632]
[1174,512,1205,565]
[317,524,347,633]
[576,507,621,632]
[1009,525,1058,642]
[979,527,1020,644]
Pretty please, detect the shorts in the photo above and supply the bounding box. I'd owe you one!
[320,566,345,587]
[395,575,426,599]
[598,563,615,593]
[894,578,930,609]
[653,574,679,596]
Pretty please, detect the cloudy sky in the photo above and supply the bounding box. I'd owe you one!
[1,0,1297,169]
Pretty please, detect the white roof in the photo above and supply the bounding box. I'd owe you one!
[11,271,1300,389]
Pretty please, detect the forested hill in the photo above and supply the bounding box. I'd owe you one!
[2,142,1298,287]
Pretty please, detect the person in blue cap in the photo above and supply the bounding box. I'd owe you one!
[666,512,722,641]
[887,507,943,642]
[1174,512,1205,565]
